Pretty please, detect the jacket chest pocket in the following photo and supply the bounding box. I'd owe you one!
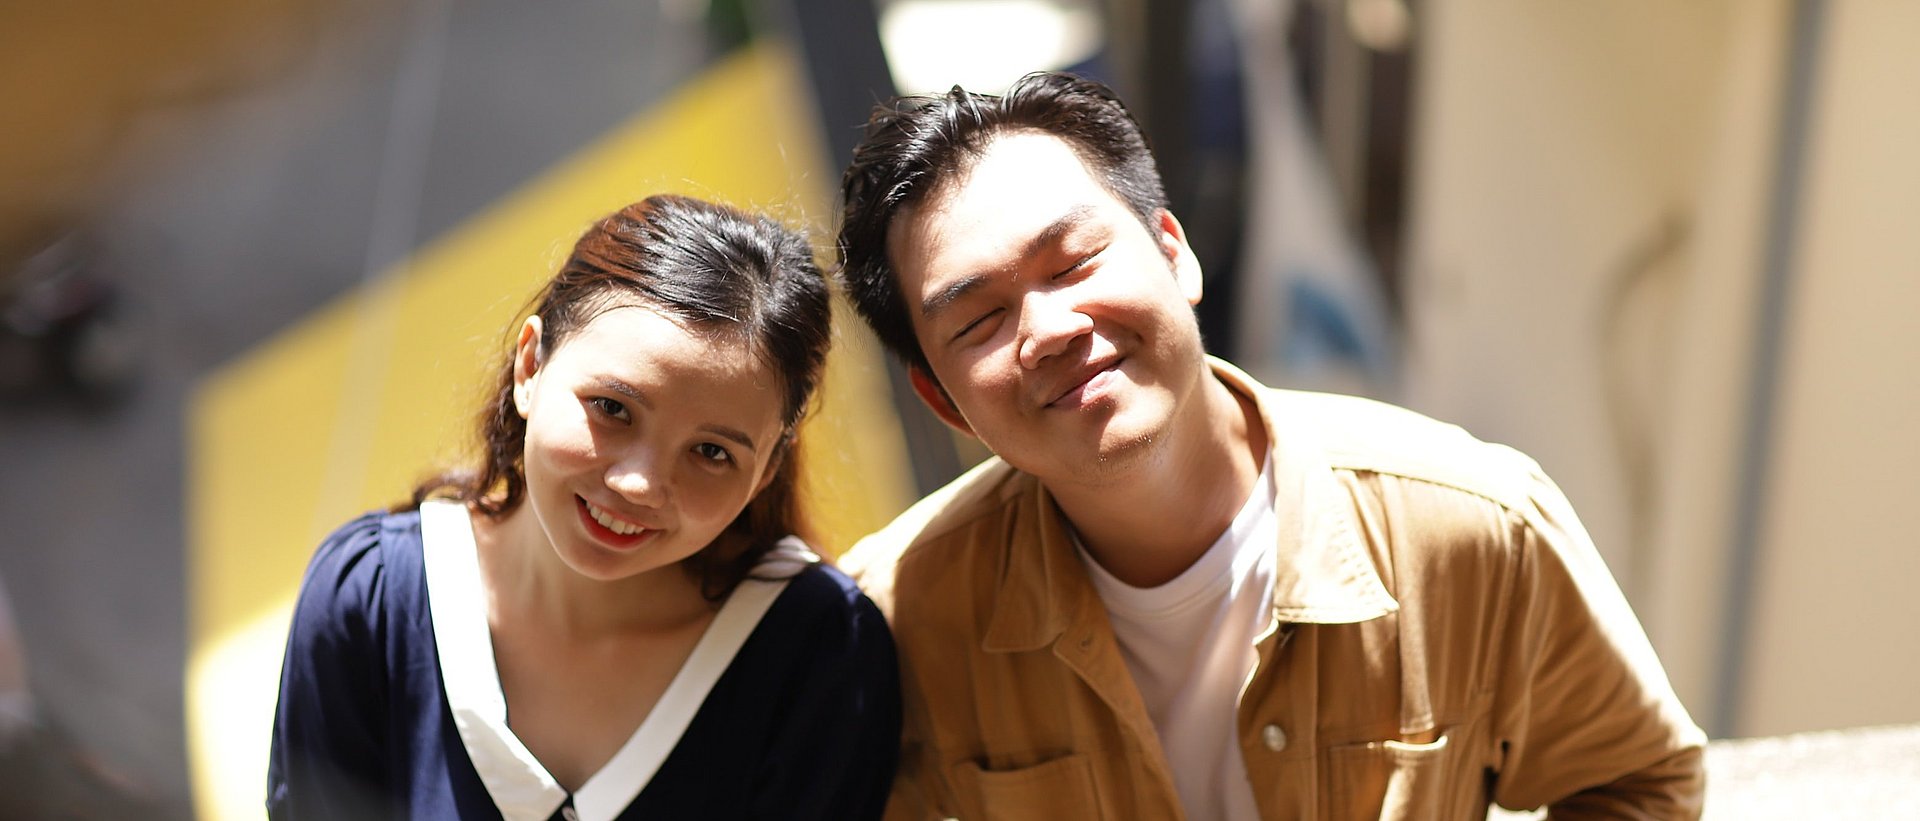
[949,753,1103,821]
[1322,729,1479,820]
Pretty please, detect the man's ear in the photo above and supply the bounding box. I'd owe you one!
[1155,209,1204,306]
[511,316,545,419]
[908,365,975,437]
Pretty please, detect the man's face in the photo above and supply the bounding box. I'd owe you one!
[887,131,1208,485]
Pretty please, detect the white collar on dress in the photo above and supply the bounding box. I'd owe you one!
[419,500,813,821]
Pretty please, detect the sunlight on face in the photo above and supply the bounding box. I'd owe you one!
[513,304,787,583]
[889,132,1207,486]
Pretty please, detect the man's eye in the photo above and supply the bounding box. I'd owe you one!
[952,309,999,342]
[694,442,734,465]
[1057,251,1099,279]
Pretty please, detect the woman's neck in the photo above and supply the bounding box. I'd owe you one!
[470,503,714,638]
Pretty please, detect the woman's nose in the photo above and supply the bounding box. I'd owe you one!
[604,451,669,507]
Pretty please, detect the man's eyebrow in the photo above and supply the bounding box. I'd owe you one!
[918,204,1099,322]
[1022,204,1098,261]
[920,273,989,322]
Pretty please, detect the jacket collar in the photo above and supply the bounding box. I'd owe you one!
[981,357,1398,653]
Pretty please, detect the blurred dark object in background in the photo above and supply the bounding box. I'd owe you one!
[0,233,141,405]
[0,719,180,820]
[0,0,359,409]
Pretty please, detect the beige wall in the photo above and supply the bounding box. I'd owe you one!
[1735,0,1920,737]
[1403,1,1735,587]
[1635,0,1792,733]
[1404,0,1919,737]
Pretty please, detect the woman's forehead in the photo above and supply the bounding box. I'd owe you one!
[559,298,795,411]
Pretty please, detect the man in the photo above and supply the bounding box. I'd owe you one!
[836,72,1705,819]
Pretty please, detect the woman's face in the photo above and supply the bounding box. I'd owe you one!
[511,303,787,583]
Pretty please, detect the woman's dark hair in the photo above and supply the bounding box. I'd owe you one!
[408,194,832,599]
[836,71,1169,373]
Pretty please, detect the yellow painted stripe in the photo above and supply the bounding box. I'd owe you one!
[186,43,913,819]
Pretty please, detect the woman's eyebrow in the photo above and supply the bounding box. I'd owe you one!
[597,375,759,453]
[701,424,758,453]
[593,376,653,408]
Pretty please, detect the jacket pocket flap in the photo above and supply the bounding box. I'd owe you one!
[949,753,1101,820]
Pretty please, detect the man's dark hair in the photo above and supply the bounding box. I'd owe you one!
[836,72,1169,371]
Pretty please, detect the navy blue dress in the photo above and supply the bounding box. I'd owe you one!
[266,510,901,820]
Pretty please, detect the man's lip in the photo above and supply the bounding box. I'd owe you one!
[1044,358,1122,407]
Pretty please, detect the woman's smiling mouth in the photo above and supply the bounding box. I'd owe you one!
[576,496,656,548]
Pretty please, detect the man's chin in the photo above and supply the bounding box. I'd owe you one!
[999,429,1161,486]
[1094,427,1162,467]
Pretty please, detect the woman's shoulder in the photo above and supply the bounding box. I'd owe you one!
[308,508,424,575]
[728,556,897,706]
[762,560,891,647]
[774,559,866,609]
[292,509,427,626]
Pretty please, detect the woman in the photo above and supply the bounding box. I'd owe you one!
[267,195,899,820]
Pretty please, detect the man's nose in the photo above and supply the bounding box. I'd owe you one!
[1017,290,1093,369]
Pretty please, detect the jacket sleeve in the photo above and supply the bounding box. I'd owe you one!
[1488,462,1707,819]
[266,515,396,820]
[749,582,904,820]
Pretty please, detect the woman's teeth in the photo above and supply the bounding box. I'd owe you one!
[587,500,646,535]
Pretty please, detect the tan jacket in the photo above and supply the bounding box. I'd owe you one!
[844,359,1705,820]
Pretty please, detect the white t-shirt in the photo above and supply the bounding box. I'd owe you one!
[1076,457,1276,821]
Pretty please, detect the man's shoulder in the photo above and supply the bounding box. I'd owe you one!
[1266,387,1541,514]
[840,456,1031,619]
[1260,386,1582,591]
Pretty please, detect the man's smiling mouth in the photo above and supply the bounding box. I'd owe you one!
[1046,357,1123,408]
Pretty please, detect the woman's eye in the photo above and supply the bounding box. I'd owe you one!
[693,442,734,465]
[588,396,629,421]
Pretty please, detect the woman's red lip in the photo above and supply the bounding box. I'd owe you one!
[575,496,652,550]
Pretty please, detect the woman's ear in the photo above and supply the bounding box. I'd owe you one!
[511,316,545,419]
[753,446,786,497]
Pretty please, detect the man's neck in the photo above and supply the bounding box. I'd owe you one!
[1048,371,1269,588]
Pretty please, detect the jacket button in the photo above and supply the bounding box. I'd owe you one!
[1261,723,1288,752]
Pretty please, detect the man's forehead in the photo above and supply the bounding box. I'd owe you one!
[882,198,946,287]
[886,135,1106,261]
[935,131,1097,205]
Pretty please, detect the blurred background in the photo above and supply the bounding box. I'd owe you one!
[1,0,1914,817]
